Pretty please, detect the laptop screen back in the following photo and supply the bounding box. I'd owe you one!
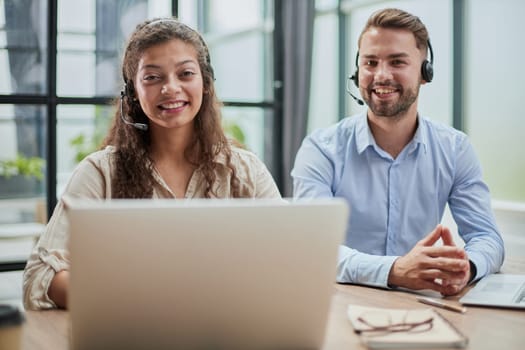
[67,198,349,350]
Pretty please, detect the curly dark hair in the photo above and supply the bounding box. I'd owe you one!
[102,18,240,198]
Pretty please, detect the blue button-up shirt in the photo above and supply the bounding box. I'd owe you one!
[291,113,504,288]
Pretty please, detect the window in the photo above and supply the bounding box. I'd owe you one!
[464,0,525,202]
[56,0,173,192]
[0,0,175,270]
[0,0,282,270]
[0,0,49,270]
[179,0,275,162]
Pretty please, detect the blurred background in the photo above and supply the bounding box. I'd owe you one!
[0,0,523,272]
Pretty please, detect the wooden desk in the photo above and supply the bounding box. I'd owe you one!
[21,258,525,350]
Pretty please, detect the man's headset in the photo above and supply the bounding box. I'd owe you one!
[120,19,214,131]
[346,40,434,105]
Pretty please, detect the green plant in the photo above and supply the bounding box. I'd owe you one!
[70,106,112,163]
[223,120,246,146]
[0,153,45,180]
[70,134,98,164]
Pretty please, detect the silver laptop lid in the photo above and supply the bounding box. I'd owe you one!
[67,198,349,350]
[460,274,525,309]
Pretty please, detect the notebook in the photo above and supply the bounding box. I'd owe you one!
[66,198,349,350]
[459,273,525,309]
[347,304,468,349]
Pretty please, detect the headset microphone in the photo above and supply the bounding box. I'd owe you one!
[346,75,364,106]
[120,91,148,131]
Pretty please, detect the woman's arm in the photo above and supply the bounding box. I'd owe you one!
[48,270,69,308]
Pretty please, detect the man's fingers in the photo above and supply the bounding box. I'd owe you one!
[418,268,468,283]
[423,245,467,259]
[417,254,469,274]
[390,226,470,294]
[441,284,462,296]
[430,260,468,274]
[418,225,443,246]
[420,281,445,293]
[440,226,455,246]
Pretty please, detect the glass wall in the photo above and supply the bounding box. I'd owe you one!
[0,0,278,269]
[178,0,274,160]
[0,0,48,268]
[0,0,174,268]
[0,0,47,95]
[56,0,172,194]
[308,1,339,132]
[465,0,525,202]
[0,103,47,201]
[56,104,113,195]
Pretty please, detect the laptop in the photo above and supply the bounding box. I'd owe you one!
[460,274,525,309]
[66,198,349,350]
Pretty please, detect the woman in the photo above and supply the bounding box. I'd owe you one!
[23,18,281,310]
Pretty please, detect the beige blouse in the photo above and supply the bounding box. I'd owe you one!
[23,145,281,310]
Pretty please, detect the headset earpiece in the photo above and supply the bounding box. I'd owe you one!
[120,81,148,131]
[421,40,434,82]
[347,52,363,105]
[123,81,135,100]
[352,69,359,87]
[421,60,433,82]
[352,52,360,87]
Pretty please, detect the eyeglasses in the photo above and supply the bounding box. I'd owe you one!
[356,310,434,334]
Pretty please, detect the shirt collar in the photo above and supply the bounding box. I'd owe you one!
[356,113,375,154]
[409,116,428,155]
[355,113,429,155]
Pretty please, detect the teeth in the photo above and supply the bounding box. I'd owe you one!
[161,101,185,109]
[375,88,395,94]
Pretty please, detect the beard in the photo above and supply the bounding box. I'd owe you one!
[362,82,420,118]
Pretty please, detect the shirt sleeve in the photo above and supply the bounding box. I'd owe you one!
[23,152,110,310]
[448,137,505,282]
[292,135,396,288]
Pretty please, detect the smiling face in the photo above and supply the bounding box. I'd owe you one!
[357,27,426,119]
[134,38,204,132]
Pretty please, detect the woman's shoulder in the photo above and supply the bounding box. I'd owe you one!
[81,145,116,165]
[60,146,116,199]
[212,143,268,178]
[228,144,265,167]
[69,146,117,179]
[208,142,279,198]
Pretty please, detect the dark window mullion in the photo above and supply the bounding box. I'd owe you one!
[0,95,48,104]
[223,101,274,108]
[271,0,284,190]
[46,0,58,218]
[338,1,347,120]
[452,0,464,131]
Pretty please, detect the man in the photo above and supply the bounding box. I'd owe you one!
[292,8,504,295]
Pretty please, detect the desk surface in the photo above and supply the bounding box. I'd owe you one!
[21,257,525,350]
